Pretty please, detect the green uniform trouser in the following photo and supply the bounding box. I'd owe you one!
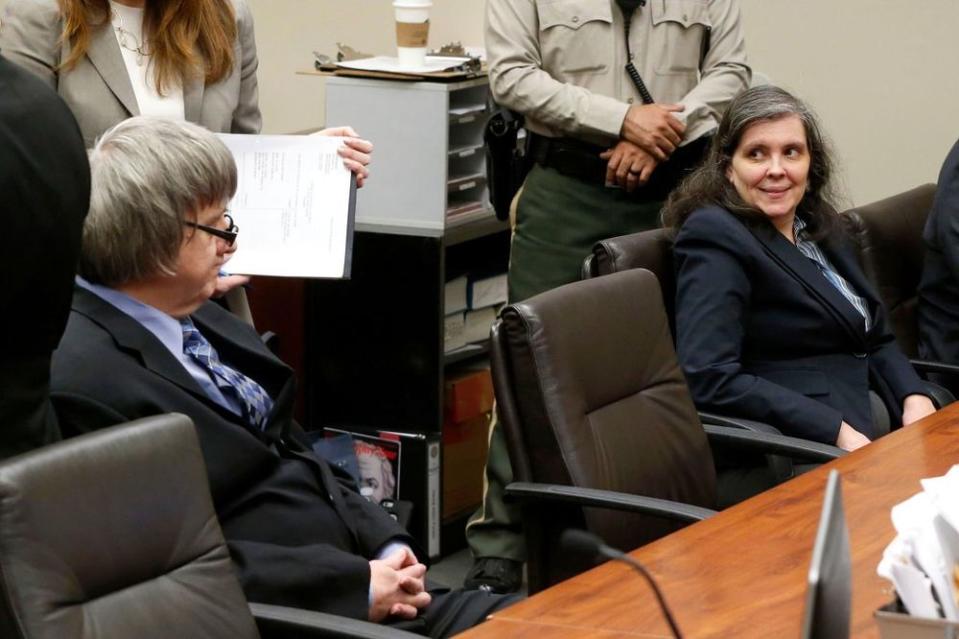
[465,164,663,561]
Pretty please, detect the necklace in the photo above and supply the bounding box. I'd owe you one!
[111,8,150,66]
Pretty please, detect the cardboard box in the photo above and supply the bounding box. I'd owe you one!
[444,368,494,425]
[442,412,491,521]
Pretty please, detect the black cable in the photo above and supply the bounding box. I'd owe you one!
[618,0,655,104]
[561,529,684,639]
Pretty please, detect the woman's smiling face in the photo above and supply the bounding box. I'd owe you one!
[726,114,811,232]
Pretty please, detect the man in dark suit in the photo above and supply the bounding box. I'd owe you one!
[51,116,513,637]
[918,139,959,393]
[0,53,89,459]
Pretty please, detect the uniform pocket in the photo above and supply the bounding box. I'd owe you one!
[536,0,614,74]
[650,0,711,74]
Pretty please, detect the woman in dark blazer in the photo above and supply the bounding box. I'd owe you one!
[663,86,935,451]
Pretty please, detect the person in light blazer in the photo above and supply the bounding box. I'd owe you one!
[0,0,368,174]
[663,86,936,451]
[0,0,371,295]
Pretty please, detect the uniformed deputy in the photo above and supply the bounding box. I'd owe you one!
[465,0,751,593]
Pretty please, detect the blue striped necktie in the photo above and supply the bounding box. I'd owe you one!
[180,318,274,429]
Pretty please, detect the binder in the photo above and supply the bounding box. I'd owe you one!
[322,426,442,560]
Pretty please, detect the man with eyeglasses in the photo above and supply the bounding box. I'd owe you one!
[50,116,515,636]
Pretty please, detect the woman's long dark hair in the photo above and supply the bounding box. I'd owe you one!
[662,85,841,240]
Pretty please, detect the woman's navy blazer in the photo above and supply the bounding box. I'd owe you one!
[674,205,925,444]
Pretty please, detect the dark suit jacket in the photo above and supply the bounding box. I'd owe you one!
[918,138,959,370]
[0,54,88,458]
[674,206,925,444]
[51,287,413,619]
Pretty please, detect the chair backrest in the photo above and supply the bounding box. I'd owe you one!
[801,470,851,639]
[491,268,717,588]
[0,414,259,639]
[585,228,677,332]
[842,184,937,357]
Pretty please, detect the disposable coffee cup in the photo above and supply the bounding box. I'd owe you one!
[393,0,432,68]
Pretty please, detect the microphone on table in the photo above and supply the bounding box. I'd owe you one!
[560,528,684,639]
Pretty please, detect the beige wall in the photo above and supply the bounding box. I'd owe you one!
[2,0,956,205]
[250,0,959,205]
[738,0,959,205]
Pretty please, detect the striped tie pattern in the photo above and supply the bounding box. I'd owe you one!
[180,318,274,429]
[793,216,872,330]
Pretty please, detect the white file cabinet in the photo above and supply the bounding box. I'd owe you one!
[325,75,493,235]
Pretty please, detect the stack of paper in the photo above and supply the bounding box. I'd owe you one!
[878,465,959,620]
[216,134,355,279]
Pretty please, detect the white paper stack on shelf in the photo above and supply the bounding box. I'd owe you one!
[444,273,506,354]
[444,276,469,353]
[468,273,507,310]
[878,465,959,621]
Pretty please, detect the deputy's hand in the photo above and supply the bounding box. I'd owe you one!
[312,126,373,187]
[600,140,658,192]
[368,550,430,622]
[620,103,686,160]
[835,421,870,451]
[902,394,937,426]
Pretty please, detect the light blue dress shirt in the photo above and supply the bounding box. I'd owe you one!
[75,276,244,417]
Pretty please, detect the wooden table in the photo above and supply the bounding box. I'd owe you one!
[457,403,959,638]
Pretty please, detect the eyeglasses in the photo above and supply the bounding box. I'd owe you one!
[184,213,238,246]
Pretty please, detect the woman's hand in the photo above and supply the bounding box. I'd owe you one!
[901,394,937,426]
[835,421,870,451]
[313,126,373,187]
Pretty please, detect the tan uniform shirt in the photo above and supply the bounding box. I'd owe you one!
[486,0,750,147]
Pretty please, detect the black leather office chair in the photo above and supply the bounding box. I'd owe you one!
[492,269,842,593]
[584,228,834,471]
[842,184,959,399]
[587,224,954,422]
[0,413,419,639]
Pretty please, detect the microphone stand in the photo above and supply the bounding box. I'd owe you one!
[561,529,684,639]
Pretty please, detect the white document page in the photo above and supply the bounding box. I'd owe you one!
[217,134,355,278]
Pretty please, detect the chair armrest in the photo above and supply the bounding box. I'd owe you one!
[250,603,423,639]
[910,358,959,378]
[698,411,784,435]
[702,424,844,463]
[914,376,957,409]
[581,253,597,280]
[505,481,716,523]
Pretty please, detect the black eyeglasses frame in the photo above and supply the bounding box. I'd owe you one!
[184,213,238,246]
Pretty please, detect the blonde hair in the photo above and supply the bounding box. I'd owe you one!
[58,0,237,95]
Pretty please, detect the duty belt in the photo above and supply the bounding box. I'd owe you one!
[528,133,710,201]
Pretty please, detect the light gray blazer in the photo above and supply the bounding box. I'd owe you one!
[0,0,262,147]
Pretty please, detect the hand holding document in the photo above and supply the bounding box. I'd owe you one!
[216,134,356,279]
[878,465,959,620]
